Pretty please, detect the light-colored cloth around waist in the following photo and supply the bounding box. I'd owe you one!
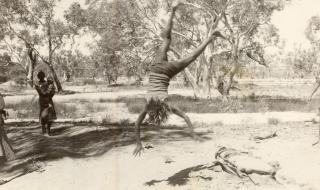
[147,72,170,101]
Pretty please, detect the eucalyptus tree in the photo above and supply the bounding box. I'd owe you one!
[0,0,72,91]
[132,0,287,98]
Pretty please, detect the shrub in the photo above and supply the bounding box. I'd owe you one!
[82,78,97,85]
[119,119,130,127]
[101,114,111,125]
[268,117,280,125]
[213,121,224,126]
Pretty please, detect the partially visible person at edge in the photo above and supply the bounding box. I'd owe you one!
[0,93,16,165]
[35,71,57,136]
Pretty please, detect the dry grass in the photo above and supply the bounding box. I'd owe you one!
[6,99,79,119]
[5,93,320,120]
[116,95,319,114]
[3,79,320,120]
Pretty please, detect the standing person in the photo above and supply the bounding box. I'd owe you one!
[0,93,15,164]
[46,76,57,122]
[35,71,57,136]
[133,2,225,156]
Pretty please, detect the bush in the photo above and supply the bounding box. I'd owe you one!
[268,117,280,125]
[120,95,319,114]
[119,119,130,127]
[82,78,97,85]
[213,121,224,126]
[101,114,111,125]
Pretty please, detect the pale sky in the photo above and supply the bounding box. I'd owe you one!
[272,0,320,51]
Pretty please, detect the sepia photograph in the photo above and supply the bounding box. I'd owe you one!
[1,0,320,189]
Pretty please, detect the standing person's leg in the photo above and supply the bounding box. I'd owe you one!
[0,116,6,164]
[0,111,15,163]
[39,106,46,134]
[40,107,49,135]
[47,121,51,136]
[40,117,47,134]
[46,103,56,136]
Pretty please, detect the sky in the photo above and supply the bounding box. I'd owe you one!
[272,0,320,51]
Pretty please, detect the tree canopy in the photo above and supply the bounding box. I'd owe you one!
[0,0,294,96]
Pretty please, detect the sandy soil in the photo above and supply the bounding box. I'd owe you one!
[1,83,320,190]
[1,116,320,190]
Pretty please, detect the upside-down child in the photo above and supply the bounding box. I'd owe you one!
[133,1,225,156]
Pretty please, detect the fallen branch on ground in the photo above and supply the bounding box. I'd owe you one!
[253,131,278,141]
[145,147,280,186]
[304,118,318,124]
[214,147,279,185]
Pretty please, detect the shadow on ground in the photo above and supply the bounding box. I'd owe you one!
[0,122,210,184]
[145,164,207,186]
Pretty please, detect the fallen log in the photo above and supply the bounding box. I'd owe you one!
[145,147,280,187]
[252,131,278,141]
[214,147,279,184]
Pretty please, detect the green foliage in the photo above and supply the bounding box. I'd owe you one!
[65,0,150,83]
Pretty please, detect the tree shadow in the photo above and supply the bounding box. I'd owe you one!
[0,122,211,183]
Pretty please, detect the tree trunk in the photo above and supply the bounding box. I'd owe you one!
[27,61,34,87]
[49,64,63,91]
[201,56,211,99]
[184,67,212,99]
[26,45,36,87]
[183,68,202,99]
[47,22,63,92]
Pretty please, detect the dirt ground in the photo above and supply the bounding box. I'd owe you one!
[1,82,320,190]
[1,118,320,190]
